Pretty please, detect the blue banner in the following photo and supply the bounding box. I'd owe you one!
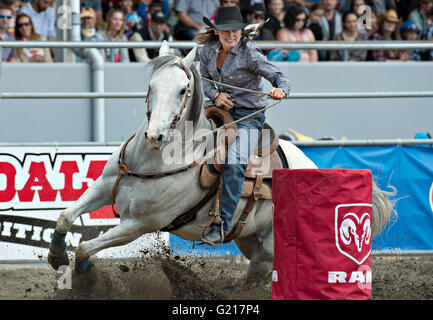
[301,145,433,251]
[171,144,433,254]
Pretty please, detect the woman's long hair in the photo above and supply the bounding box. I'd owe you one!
[377,14,401,40]
[15,14,44,59]
[104,8,126,38]
[15,14,40,41]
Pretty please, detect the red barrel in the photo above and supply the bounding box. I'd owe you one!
[272,169,372,300]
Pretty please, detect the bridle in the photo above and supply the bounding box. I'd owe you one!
[145,58,193,130]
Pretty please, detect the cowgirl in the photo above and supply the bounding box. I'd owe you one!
[195,6,290,245]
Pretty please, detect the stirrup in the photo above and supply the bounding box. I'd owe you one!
[199,210,221,239]
[200,222,225,246]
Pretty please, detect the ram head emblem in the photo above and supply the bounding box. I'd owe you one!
[339,212,371,252]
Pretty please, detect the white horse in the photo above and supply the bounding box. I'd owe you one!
[48,42,393,283]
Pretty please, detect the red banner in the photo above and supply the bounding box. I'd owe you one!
[272,169,372,300]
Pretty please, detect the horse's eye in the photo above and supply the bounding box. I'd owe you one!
[180,88,186,95]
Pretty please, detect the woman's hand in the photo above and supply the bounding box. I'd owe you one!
[269,88,286,100]
[214,92,235,110]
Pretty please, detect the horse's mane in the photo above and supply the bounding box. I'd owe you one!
[148,55,203,129]
[148,54,178,72]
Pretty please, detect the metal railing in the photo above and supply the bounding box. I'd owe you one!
[1,91,433,100]
[1,40,432,101]
[289,139,433,147]
[1,139,432,148]
[1,40,433,50]
[1,41,432,141]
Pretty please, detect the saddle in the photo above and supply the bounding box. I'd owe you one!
[199,105,287,244]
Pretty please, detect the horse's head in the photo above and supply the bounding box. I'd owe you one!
[145,41,197,150]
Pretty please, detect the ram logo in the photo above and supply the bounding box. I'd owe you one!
[335,204,372,265]
[340,213,371,252]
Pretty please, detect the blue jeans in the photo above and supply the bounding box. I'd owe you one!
[218,108,265,233]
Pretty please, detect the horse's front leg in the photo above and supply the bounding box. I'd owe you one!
[74,218,147,275]
[48,178,111,270]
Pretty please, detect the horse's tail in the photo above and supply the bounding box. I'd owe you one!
[371,180,397,238]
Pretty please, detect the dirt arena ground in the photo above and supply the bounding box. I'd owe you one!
[1,254,433,300]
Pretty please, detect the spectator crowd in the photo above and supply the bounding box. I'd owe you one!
[0,0,432,62]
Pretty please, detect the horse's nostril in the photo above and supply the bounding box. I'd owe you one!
[145,130,163,143]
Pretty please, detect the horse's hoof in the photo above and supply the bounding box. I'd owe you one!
[47,251,70,270]
[73,260,99,288]
[48,229,68,270]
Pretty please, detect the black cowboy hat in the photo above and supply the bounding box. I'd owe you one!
[203,6,253,31]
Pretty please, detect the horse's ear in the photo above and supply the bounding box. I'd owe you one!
[159,40,170,56]
[244,18,269,39]
[181,45,197,68]
[244,23,260,39]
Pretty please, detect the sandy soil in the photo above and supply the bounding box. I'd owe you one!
[1,255,433,300]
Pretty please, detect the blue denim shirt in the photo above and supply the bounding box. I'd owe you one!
[199,39,291,110]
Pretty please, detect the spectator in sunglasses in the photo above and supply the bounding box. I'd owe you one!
[0,4,17,62]
[19,0,55,41]
[79,0,103,30]
[81,7,97,41]
[1,0,22,35]
[14,13,53,62]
